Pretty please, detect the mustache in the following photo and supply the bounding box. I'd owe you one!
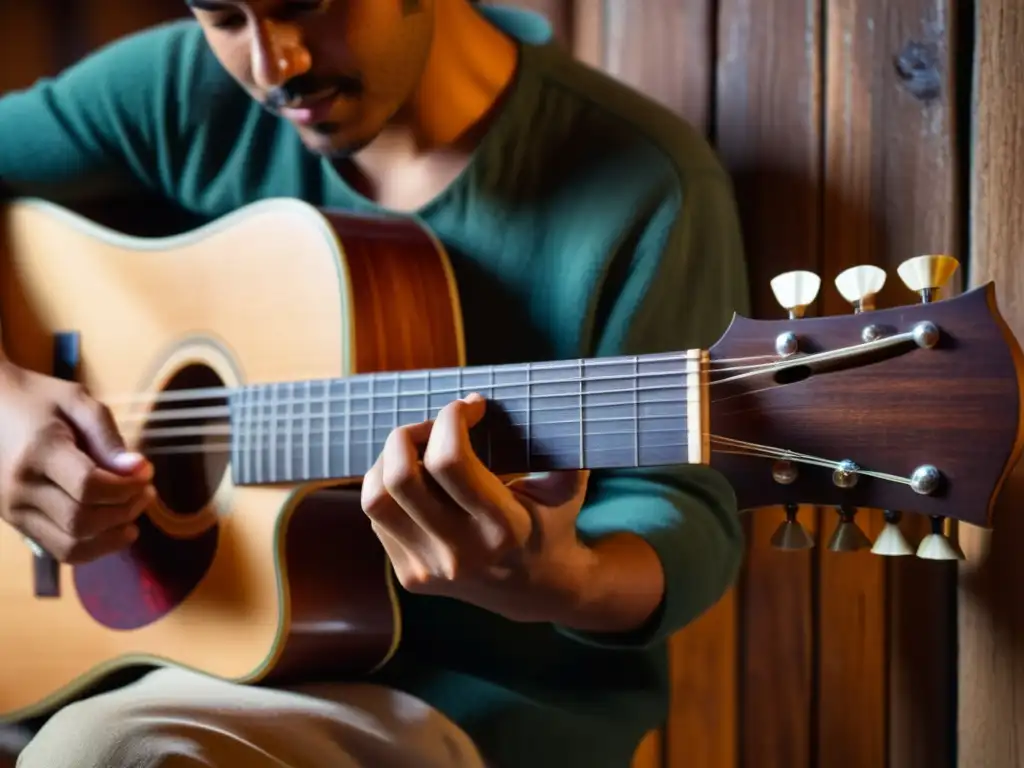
[263,73,363,110]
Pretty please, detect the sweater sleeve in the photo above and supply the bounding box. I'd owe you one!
[556,169,751,650]
[0,21,205,205]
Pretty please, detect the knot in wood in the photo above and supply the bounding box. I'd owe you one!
[894,41,942,101]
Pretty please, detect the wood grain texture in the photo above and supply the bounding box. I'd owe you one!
[819,1,959,766]
[958,0,1024,765]
[714,1,822,764]
[599,0,713,127]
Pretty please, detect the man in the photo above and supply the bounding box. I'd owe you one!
[0,1,750,766]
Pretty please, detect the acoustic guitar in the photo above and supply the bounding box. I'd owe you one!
[0,196,1020,723]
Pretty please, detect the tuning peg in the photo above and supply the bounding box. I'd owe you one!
[871,509,914,556]
[835,265,887,313]
[770,503,815,551]
[827,507,872,553]
[897,254,960,303]
[917,515,966,561]
[770,270,821,319]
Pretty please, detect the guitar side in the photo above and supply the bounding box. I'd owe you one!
[0,198,465,722]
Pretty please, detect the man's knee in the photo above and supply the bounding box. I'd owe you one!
[18,695,196,768]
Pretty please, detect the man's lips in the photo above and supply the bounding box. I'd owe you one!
[277,87,343,125]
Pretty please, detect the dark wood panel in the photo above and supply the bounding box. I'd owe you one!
[958,0,1024,763]
[714,1,823,767]
[818,0,959,766]
[599,0,713,127]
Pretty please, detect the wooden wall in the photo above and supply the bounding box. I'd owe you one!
[3,1,1017,767]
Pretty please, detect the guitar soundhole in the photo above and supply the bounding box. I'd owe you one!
[139,363,231,518]
[72,363,224,630]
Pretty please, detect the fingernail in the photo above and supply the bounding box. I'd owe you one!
[110,451,144,470]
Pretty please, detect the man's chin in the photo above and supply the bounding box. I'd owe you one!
[295,123,375,159]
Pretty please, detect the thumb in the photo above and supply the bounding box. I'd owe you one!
[508,470,590,508]
[57,384,146,475]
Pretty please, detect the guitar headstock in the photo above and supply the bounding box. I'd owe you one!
[708,255,1024,561]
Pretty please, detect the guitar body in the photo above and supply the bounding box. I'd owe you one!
[0,197,465,722]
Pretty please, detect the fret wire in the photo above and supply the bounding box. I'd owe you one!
[577,358,584,467]
[424,370,430,423]
[321,380,330,479]
[302,380,311,480]
[393,372,400,440]
[253,385,262,483]
[269,383,278,482]
[243,387,252,483]
[368,374,375,472]
[632,356,639,467]
[285,381,294,482]
[487,365,493,469]
[344,377,351,477]
[230,392,242,483]
[525,362,531,472]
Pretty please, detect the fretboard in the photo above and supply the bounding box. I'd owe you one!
[226,351,701,486]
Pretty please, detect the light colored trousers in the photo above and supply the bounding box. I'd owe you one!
[16,667,488,768]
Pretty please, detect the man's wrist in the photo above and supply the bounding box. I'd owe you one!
[549,533,666,634]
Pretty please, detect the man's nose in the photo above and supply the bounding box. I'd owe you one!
[250,19,311,90]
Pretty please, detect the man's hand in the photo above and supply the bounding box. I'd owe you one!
[0,361,155,563]
[361,392,599,625]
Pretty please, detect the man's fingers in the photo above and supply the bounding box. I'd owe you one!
[11,506,139,564]
[19,480,154,539]
[376,424,467,542]
[422,398,528,547]
[29,439,153,506]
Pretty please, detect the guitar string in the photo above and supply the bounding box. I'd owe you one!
[137,432,914,488]
[97,326,921,409]
[105,326,923,429]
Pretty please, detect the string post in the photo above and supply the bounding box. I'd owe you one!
[770,269,821,319]
[835,264,887,313]
[897,254,960,304]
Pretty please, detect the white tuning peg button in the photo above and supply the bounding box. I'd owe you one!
[770,270,821,319]
[870,510,913,556]
[897,254,960,303]
[835,265,887,312]
[917,516,966,561]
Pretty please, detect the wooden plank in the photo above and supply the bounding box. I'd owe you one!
[818,2,888,765]
[958,0,1024,764]
[600,0,713,127]
[590,4,742,767]
[873,6,959,768]
[819,1,959,766]
[713,1,823,767]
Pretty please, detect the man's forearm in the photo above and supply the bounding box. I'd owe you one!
[555,532,666,634]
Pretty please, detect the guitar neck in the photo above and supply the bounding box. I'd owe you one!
[227,350,707,486]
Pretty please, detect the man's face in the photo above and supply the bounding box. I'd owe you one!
[188,0,436,157]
